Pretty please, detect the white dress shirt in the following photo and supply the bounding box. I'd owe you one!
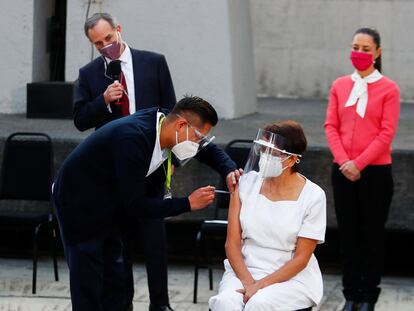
[105,42,136,114]
[146,112,169,177]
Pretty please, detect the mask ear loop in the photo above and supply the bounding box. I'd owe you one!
[175,124,189,144]
[102,56,114,81]
[117,31,123,55]
[280,155,292,172]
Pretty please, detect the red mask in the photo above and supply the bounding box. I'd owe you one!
[350,51,374,71]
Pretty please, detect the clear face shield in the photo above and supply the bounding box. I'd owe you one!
[238,129,302,200]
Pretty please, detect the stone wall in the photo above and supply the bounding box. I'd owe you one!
[250,0,414,100]
[1,140,412,232]
[2,0,414,113]
[0,0,34,113]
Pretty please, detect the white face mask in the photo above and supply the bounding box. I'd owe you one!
[258,152,290,178]
[171,126,199,161]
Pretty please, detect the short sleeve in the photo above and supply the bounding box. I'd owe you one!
[239,171,260,203]
[298,184,327,244]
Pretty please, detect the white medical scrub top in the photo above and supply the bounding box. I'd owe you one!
[213,171,327,309]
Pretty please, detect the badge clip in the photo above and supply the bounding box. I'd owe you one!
[164,188,172,200]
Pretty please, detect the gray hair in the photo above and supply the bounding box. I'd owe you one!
[84,13,117,37]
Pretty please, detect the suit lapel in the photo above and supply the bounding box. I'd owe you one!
[131,49,147,111]
[137,109,158,174]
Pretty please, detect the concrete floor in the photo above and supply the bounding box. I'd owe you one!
[0,258,413,311]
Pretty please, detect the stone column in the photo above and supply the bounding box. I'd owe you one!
[0,0,34,113]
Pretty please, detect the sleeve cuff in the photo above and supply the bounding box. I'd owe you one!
[334,155,350,166]
[298,231,325,244]
[353,159,365,171]
[170,197,191,215]
[184,197,191,212]
[94,94,113,119]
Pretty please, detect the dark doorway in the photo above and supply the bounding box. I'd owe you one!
[49,0,67,81]
[32,0,67,82]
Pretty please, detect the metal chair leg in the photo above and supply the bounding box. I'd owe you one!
[206,236,213,290]
[193,230,202,304]
[193,265,199,304]
[32,224,42,294]
[52,222,59,281]
[209,268,213,290]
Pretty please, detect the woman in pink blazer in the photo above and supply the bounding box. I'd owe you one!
[324,28,400,311]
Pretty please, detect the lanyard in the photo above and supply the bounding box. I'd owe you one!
[158,116,172,194]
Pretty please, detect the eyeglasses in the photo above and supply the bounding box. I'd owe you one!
[176,114,215,146]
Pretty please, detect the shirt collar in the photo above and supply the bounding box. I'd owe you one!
[118,43,131,64]
[158,114,169,160]
[351,69,383,83]
[146,112,168,177]
[345,69,383,118]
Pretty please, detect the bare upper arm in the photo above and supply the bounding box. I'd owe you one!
[293,237,318,264]
[226,187,242,246]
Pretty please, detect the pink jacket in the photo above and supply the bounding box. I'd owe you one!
[324,75,400,170]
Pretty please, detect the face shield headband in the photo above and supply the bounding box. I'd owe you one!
[243,129,302,179]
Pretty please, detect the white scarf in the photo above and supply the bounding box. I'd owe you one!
[344,70,383,118]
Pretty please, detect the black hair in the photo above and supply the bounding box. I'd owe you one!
[171,95,218,126]
[264,120,307,173]
[354,27,382,72]
[84,13,117,37]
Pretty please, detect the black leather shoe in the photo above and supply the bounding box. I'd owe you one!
[358,302,375,311]
[149,304,174,311]
[342,301,358,311]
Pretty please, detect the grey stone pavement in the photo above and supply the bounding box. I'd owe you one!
[0,98,413,310]
[0,258,413,311]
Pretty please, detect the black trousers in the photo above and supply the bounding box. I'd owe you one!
[331,164,393,304]
[56,204,168,309]
[123,218,169,306]
[55,209,128,311]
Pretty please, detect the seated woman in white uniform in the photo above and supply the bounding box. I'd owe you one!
[209,121,327,311]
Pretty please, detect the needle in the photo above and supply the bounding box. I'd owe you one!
[215,189,230,194]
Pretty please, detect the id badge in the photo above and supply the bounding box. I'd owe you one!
[164,188,172,200]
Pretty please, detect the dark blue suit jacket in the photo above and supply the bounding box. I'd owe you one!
[53,108,236,245]
[73,48,176,131]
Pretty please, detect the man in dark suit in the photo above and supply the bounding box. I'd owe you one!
[54,97,241,311]
[73,13,177,311]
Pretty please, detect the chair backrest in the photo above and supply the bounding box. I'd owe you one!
[214,140,253,218]
[0,132,53,201]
